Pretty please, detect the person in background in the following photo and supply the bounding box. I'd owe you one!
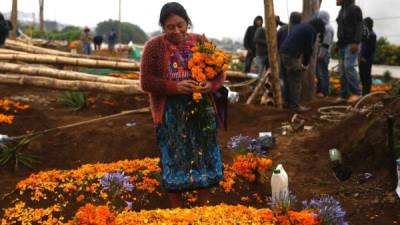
[108,30,117,52]
[140,2,225,208]
[279,18,326,113]
[336,0,363,103]
[81,27,93,55]
[275,16,287,29]
[359,17,377,95]
[93,35,103,51]
[277,12,302,105]
[243,16,263,73]
[254,25,269,79]
[316,11,335,97]
[0,13,12,47]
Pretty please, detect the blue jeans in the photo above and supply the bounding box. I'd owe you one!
[316,54,330,96]
[338,45,361,98]
[83,42,92,55]
[255,55,268,77]
[244,50,255,73]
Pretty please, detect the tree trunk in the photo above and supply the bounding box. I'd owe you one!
[0,53,140,70]
[263,0,283,108]
[5,39,136,63]
[0,62,139,85]
[0,74,144,95]
[39,0,44,36]
[301,0,321,102]
[10,0,18,40]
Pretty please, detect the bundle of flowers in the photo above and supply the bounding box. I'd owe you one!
[2,156,275,224]
[188,41,230,102]
[0,99,30,124]
[1,156,348,224]
[231,153,272,183]
[67,203,319,225]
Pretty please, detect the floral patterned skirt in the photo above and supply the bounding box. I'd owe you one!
[156,95,223,192]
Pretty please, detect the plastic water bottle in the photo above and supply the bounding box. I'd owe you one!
[271,164,289,202]
[329,148,343,164]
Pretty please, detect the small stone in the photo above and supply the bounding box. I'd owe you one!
[371,198,380,204]
[353,193,360,198]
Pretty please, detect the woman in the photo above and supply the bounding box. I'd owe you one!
[140,2,225,208]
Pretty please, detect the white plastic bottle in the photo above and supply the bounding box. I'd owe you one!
[271,164,289,202]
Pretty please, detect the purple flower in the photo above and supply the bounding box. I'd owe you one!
[101,172,134,198]
[302,195,348,225]
[125,201,133,209]
[227,134,268,155]
[268,191,297,214]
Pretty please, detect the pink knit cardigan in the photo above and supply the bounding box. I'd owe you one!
[140,33,226,124]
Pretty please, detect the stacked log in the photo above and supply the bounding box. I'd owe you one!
[0,40,253,95]
[5,39,136,63]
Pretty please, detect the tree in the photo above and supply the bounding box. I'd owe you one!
[263,0,282,108]
[301,0,321,101]
[39,0,44,36]
[96,20,148,44]
[10,0,18,40]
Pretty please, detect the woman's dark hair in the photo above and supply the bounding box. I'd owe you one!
[0,13,4,21]
[159,2,192,27]
[253,16,263,26]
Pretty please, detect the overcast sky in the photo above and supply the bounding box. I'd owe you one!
[1,0,399,44]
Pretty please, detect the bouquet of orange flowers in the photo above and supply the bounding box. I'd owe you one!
[188,41,230,102]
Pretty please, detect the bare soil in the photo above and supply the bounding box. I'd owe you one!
[0,84,399,224]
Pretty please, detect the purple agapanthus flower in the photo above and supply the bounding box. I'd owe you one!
[125,201,133,209]
[302,195,348,225]
[101,172,134,198]
[227,134,267,155]
[268,191,297,214]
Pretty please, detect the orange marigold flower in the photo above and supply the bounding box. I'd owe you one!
[193,92,202,103]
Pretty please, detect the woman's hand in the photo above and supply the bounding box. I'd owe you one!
[176,80,197,94]
[196,81,212,93]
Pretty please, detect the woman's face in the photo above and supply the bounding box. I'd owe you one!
[163,14,188,44]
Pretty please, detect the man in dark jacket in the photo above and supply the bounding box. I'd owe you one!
[359,17,376,95]
[243,16,263,73]
[93,35,103,51]
[336,0,363,103]
[277,12,302,105]
[279,18,325,113]
[0,13,12,47]
[277,12,302,49]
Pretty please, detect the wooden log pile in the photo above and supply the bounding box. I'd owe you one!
[0,40,253,95]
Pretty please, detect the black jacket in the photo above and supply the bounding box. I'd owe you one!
[254,27,268,56]
[279,23,318,66]
[243,25,258,52]
[336,0,363,47]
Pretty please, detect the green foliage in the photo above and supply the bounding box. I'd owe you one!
[60,91,86,111]
[31,26,81,41]
[389,79,400,97]
[95,20,148,44]
[229,61,244,72]
[374,37,400,66]
[332,38,400,66]
[0,136,40,170]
